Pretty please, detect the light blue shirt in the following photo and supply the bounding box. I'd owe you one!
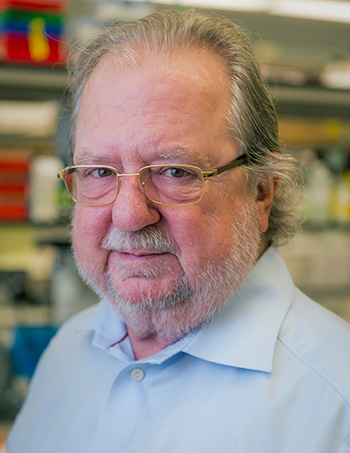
[8,247,350,452]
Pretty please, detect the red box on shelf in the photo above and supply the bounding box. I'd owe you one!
[0,154,30,221]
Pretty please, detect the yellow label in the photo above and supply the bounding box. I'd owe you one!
[28,18,50,62]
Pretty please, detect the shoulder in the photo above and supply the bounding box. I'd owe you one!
[279,289,350,405]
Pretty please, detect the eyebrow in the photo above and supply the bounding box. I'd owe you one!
[158,147,189,160]
[73,148,189,164]
[74,147,213,168]
[158,148,213,168]
[73,150,110,165]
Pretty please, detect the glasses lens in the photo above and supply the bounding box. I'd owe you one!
[140,165,204,205]
[64,166,118,206]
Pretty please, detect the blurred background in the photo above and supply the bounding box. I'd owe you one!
[0,0,349,445]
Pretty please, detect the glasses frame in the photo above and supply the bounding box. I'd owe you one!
[57,154,247,207]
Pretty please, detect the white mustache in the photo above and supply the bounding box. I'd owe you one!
[101,226,177,254]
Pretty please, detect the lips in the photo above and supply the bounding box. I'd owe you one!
[114,249,171,259]
[105,247,177,280]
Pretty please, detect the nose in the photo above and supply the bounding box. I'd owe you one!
[110,175,160,232]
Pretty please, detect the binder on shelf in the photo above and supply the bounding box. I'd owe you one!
[0,0,67,65]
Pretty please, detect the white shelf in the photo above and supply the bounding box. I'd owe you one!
[0,65,67,101]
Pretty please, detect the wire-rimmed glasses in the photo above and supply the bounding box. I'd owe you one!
[57,155,247,207]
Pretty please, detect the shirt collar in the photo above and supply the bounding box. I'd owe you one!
[75,299,127,346]
[75,299,196,364]
[182,246,295,372]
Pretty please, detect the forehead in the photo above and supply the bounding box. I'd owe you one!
[85,44,230,106]
[75,46,235,165]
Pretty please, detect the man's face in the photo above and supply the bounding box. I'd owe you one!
[72,47,270,342]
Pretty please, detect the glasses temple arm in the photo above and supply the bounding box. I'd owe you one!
[203,155,248,179]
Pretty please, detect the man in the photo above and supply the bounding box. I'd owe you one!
[8,10,350,453]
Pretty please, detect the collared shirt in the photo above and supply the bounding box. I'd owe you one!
[7,247,350,453]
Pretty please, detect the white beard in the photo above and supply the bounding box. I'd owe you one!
[74,200,261,343]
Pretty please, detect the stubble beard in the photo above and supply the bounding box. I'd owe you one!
[74,201,261,343]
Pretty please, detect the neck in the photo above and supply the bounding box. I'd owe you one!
[127,327,175,360]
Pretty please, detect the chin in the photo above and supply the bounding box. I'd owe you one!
[105,269,193,309]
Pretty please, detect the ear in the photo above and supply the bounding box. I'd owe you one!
[255,176,279,233]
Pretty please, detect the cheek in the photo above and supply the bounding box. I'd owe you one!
[163,203,236,270]
[170,184,255,270]
[72,206,110,264]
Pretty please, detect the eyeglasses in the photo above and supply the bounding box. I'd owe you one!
[57,155,247,207]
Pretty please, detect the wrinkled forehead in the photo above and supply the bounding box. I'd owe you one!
[85,44,232,129]
[80,43,233,128]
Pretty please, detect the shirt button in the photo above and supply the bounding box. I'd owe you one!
[131,368,145,382]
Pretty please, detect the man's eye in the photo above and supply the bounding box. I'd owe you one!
[90,167,114,178]
[160,167,196,178]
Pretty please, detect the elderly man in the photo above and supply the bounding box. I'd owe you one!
[8,10,350,453]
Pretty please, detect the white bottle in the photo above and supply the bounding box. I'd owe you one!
[29,155,62,224]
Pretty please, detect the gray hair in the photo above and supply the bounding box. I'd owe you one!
[68,9,303,245]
